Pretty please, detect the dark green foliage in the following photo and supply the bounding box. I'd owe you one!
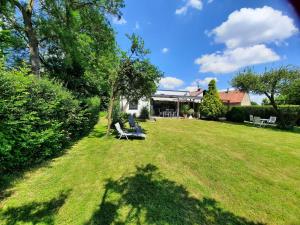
[200,80,225,120]
[0,66,100,172]
[226,106,300,128]
[139,106,150,120]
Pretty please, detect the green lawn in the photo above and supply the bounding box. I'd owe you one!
[1,117,300,225]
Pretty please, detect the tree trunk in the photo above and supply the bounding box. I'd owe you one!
[19,0,41,77]
[268,95,286,128]
[106,89,115,136]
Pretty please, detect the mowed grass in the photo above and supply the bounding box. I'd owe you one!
[1,117,300,225]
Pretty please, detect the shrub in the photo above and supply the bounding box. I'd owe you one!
[200,80,225,120]
[139,106,150,120]
[0,66,100,172]
[181,104,190,115]
[226,106,300,128]
[111,102,127,128]
[188,108,194,116]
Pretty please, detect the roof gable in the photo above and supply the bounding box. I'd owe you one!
[219,90,246,104]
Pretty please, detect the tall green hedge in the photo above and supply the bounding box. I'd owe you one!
[0,67,100,172]
[226,106,300,128]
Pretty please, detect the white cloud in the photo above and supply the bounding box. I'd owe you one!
[184,86,199,92]
[135,22,140,30]
[175,0,203,15]
[112,16,127,25]
[207,0,214,3]
[194,77,218,86]
[213,6,298,48]
[162,48,169,54]
[195,44,280,74]
[159,77,184,89]
[184,77,218,91]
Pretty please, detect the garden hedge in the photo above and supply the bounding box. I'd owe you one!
[226,105,300,127]
[0,67,100,172]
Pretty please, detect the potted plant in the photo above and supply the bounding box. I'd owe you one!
[181,104,190,118]
[188,108,194,119]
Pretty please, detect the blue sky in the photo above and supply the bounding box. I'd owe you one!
[111,0,300,103]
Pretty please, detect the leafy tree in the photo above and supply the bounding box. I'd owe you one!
[106,34,163,134]
[0,0,124,82]
[38,0,123,97]
[284,79,300,105]
[1,0,41,76]
[232,67,300,127]
[251,101,258,106]
[262,98,270,106]
[200,80,224,120]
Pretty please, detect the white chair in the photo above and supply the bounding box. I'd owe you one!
[267,116,277,127]
[244,115,254,124]
[115,123,146,140]
[250,115,254,123]
[253,117,263,127]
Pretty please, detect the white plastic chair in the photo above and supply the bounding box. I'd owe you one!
[114,123,146,140]
[253,117,263,127]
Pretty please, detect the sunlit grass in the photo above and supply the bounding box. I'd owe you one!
[1,117,300,224]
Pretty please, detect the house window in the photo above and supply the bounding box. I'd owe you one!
[129,100,138,110]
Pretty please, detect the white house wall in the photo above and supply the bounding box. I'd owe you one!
[120,97,150,117]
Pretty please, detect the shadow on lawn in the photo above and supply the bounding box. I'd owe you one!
[85,164,264,225]
[0,189,70,225]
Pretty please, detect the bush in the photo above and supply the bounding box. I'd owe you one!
[181,104,190,115]
[111,102,127,128]
[0,66,100,172]
[200,80,225,120]
[139,106,150,120]
[226,106,300,128]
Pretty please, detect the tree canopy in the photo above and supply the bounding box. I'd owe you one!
[232,67,300,127]
[106,34,163,134]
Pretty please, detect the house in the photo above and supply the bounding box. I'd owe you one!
[121,89,250,117]
[121,89,203,117]
[219,90,251,107]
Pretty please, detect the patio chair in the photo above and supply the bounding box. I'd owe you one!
[244,115,254,124]
[115,123,146,140]
[267,116,277,127]
[253,116,263,127]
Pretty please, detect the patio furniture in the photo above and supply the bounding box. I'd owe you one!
[253,116,264,127]
[267,116,277,126]
[244,115,254,124]
[115,123,146,140]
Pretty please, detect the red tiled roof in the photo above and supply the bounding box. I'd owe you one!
[189,89,203,97]
[219,90,246,104]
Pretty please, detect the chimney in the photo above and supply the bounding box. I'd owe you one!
[226,88,229,93]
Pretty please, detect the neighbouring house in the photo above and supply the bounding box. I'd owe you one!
[121,89,250,117]
[120,89,203,117]
[219,90,251,107]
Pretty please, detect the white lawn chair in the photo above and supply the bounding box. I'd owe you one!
[115,123,146,140]
[253,116,263,127]
[250,115,254,123]
[267,116,277,127]
[244,115,254,124]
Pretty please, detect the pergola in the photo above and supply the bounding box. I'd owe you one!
[152,94,203,117]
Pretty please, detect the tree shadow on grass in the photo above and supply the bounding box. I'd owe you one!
[85,164,264,225]
[0,189,70,225]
